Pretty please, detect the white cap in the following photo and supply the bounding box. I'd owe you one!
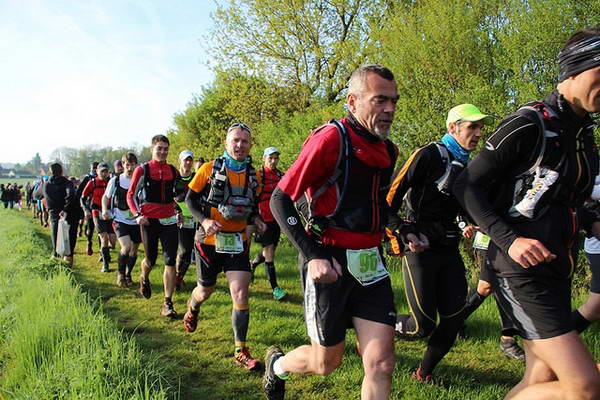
[263,146,280,156]
[179,150,194,161]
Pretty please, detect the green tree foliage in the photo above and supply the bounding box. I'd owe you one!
[47,145,150,177]
[209,0,389,103]
[167,70,307,165]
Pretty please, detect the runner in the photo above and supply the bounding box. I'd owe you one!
[454,28,600,399]
[250,146,287,300]
[77,162,99,256]
[81,162,115,273]
[182,122,266,371]
[103,152,141,287]
[174,149,196,290]
[264,64,399,400]
[386,103,494,381]
[113,160,124,177]
[43,163,80,266]
[127,135,180,318]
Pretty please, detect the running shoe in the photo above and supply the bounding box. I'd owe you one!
[272,287,287,301]
[160,301,177,318]
[234,347,260,371]
[183,303,199,333]
[139,278,151,299]
[101,265,110,273]
[116,273,127,288]
[263,346,286,400]
[411,367,433,384]
[500,337,525,360]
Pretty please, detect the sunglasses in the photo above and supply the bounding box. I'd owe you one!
[227,122,252,134]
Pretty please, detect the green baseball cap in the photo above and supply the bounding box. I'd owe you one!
[446,104,494,126]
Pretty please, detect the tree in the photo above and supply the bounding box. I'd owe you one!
[209,0,389,103]
[30,153,43,175]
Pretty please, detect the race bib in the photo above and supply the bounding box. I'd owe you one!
[215,232,244,254]
[346,247,388,286]
[182,216,195,229]
[473,231,490,250]
[159,215,177,225]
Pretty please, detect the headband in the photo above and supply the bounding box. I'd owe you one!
[558,35,600,81]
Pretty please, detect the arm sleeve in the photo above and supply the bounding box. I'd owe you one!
[127,166,144,215]
[270,186,326,261]
[453,115,540,253]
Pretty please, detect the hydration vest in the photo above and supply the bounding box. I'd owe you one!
[297,119,398,236]
[202,157,258,221]
[112,175,129,211]
[142,163,177,205]
[89,177,108,210]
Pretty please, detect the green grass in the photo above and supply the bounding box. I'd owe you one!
[0,208,171,399]
[3,205,600,399]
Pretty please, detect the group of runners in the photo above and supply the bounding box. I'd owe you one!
[5,26,600,400]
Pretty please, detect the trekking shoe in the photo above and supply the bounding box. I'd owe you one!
[116,273,127,288]
[263,346,286,400]
[139,278,151,299]
[500,337,525,360]
[125,274,133,287]
[160,301,177,318]
[234,347,260,371]
[411,367,433,384]
[183,303,199,333]
[87,244,93,256]
[174,273,185,290]
[272,287,287,301]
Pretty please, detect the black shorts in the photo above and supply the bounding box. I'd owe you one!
[488,262,573,340]
[254,221,281,247]
[300,246,396,347]
[195,242,251,287]
[96,217,115,234]
[141,218,179,267]
[117,222,142,244]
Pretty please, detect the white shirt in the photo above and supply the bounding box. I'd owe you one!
[104,175,137,225]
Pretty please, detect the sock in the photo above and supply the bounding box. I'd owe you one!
[251,253,265,269]
[118,253,129,274]
[126,255,137,276]
[572,309,592,333]
[462,288,486,319]
[273,358,289,379]
[232,307,250,345]
[101,247,111,268]
[265,261,278,290]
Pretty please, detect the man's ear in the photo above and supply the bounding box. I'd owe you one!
[347,93,357,114]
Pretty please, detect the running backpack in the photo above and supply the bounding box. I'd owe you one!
[202,157,258,221]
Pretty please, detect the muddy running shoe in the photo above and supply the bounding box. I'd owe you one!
[174,272,185,290]
[125,274,133,287]
[139,278,151,299]
[411,367,433,384]
[183,303,199,333]
[272,287,287,301]
[234,347,260,371]
[116,273,127,288]
[160,301,177,318]
[263,346,286,400]
[500,337,525,360]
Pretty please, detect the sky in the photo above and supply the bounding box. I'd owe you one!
[0,0,217,164]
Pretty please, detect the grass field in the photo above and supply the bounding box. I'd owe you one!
[1,205,600,399]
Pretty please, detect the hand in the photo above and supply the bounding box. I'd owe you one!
[84,210,91,219]
[307,258,342,284]
[59,211,66,219]
[508,237,556,268]
[136,215,149,226]
[406,233,429,252]
[201,218,222,236]
[462,225,477,239]
[592,221,600,241]
[254,217,267,234]
[101,210,110,220]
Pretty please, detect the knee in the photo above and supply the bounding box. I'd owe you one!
[314,356,343,376]
[364,352,395,378]
[231,289,249,306]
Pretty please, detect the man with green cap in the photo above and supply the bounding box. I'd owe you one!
[386,103,493,382]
